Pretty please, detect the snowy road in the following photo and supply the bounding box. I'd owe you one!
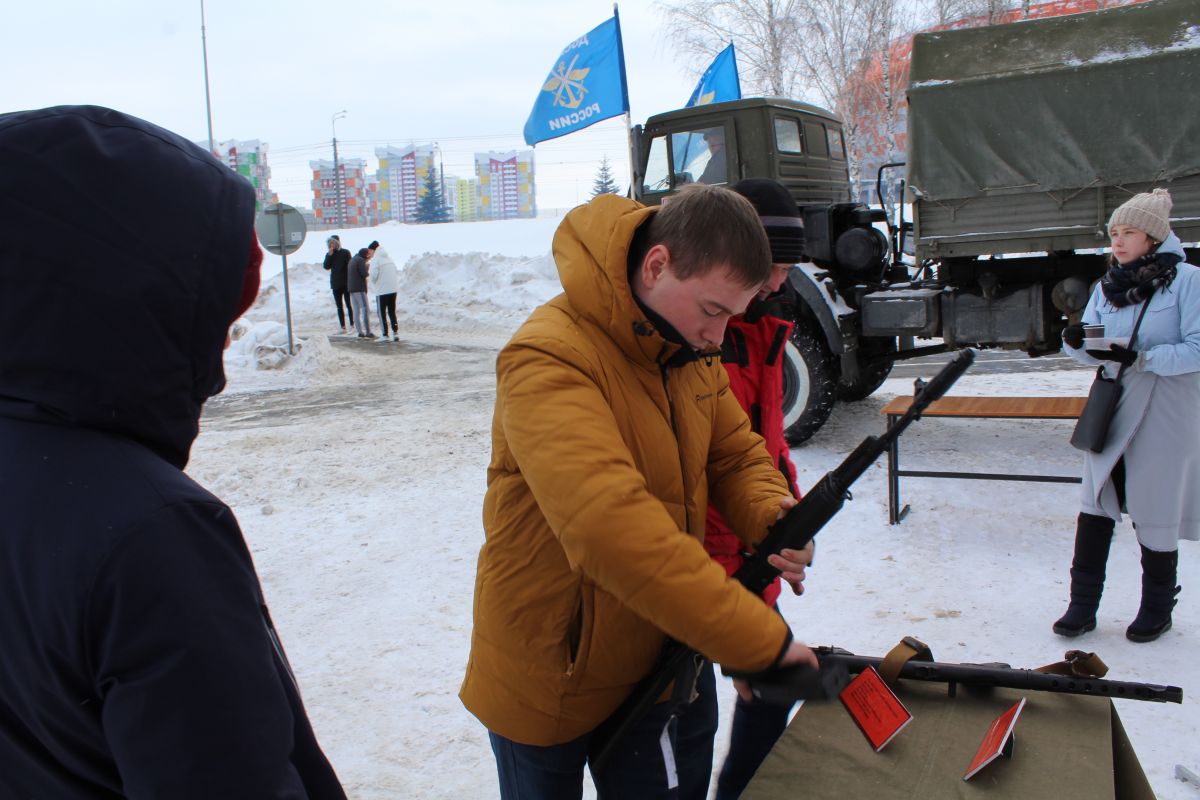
[191,332,1197,800]
[205,341,496,430]
[892,348,1087,378]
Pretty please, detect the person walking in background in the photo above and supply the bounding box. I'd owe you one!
[323,234,353,333]
[1056,188,1199,643]
[347,244,373,339]
[370,243,400,342]
[705,179,812,799]
[0,105,345,799]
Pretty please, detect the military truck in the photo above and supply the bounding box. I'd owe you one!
[630,0,1200,443]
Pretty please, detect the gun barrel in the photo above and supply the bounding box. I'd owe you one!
[822,652,1183,704]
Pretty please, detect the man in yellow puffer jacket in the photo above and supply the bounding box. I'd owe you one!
[461,185,817,799]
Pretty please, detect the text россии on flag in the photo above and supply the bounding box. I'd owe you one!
[523,15,630,146]
[686,43,741,108]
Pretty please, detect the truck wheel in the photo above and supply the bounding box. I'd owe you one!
[782,326,838,445]
[837,338,896,401]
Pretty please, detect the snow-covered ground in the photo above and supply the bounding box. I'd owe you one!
[195,217,1198,798]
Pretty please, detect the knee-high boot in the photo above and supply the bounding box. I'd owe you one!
[1126,546,1180,643]
[1052,513,1115,636]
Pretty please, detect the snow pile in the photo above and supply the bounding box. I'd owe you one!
[252,258,330,323]
[265,216,562,281]
[227,320,347,374]
[393,251,562,337]
[226,321,299,370]
[229,214,571,388]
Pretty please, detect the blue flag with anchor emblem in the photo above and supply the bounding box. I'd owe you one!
[685,43,741,107]
[523,15,630,146]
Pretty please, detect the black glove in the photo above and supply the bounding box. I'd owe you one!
[1086,344,1137,366]
[1062,325,1084,349]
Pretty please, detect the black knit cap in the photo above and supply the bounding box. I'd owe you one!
[731,179,805,264]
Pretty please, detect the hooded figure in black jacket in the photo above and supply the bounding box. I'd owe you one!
[323,235,354,332]
[0,106,346,799]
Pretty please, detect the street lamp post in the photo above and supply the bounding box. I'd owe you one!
[331,110,347,228]
[199,0,216,154]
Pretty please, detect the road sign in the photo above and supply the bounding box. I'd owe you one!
[253,203,307,354]
[255,203,307,256]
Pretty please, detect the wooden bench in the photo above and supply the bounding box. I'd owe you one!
[881,395,1087,524]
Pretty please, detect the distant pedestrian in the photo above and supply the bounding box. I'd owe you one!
[370,244,400,342]
[1056,188,1199,643]
[323,234,353,332]
[347,245,373,338]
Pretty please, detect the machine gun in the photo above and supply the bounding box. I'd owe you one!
[746,645,1183,706]
[590,349,977,771]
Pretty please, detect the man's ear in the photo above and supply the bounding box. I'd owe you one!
[641,243,671,288]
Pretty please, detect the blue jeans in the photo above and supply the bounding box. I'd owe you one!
[488,661,718,800]
[349,292,371,335]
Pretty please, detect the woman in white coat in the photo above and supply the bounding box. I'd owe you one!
[1056,188,1199,642]
[369,243,400,342]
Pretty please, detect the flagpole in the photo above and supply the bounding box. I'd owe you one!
[730,41,742,100]
[613,3,636,197]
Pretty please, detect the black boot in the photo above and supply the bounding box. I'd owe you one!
[1053,513,1115,637]
[1126,546,1180,643]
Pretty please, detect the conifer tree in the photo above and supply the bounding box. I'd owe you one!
[415,166,451,224]
[591,155,619,197]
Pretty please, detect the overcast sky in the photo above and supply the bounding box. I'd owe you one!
[1,0,713,212]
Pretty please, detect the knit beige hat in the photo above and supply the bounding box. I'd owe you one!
[1108,188,1172,242]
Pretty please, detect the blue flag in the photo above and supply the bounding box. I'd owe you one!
[686,43,741,107]
[523,15,630,146]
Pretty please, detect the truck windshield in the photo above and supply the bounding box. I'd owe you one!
[672,125,727,186]
[642,135,671,193]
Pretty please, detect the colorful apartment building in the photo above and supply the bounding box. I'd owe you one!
[474,150,536,220]
[375,144,439,223]
[447,176,481,222]
[212,139,275,211]
[309,158,380,228]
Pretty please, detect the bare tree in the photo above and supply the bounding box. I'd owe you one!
[916,0,1016,27]
[657,0,807,98]
[920,0,965,25]
[792,0,913,185]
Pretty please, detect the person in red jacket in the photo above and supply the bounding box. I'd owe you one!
[706,178,811,799]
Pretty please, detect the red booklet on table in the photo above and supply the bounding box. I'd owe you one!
[838,665,913,752]
[963,698,1026,780]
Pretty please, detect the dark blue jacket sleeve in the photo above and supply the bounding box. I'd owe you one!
[85,501,337,799]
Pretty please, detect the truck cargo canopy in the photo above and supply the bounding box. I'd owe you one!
[906,0,1200,202]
